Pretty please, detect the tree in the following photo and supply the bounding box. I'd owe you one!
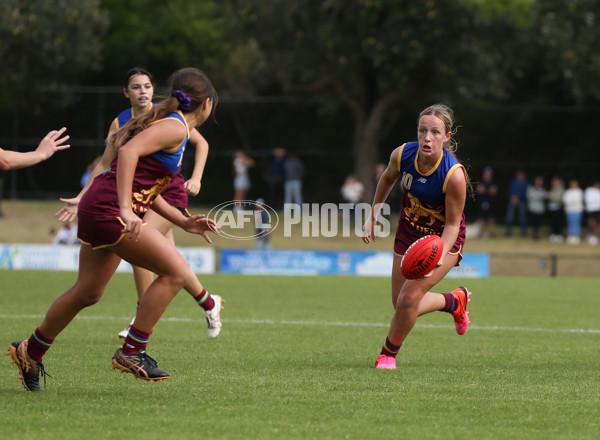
[99,0,245,87]
[527,0,600,105]
[224,0,530,197]
[0,0,109,93]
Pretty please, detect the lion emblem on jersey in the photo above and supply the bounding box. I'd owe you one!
[403,192,445,227]
[132,176,172,213]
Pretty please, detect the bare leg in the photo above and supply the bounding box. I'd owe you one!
[135,210,205,299]
[387,252,459,346]
[113,226,192,334]
[38,245,122,339]
[132,210,174,300]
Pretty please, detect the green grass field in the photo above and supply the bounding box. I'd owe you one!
[0,271,598,439]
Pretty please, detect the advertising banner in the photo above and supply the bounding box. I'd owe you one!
[219,249,489,278]
[0,244,215,274]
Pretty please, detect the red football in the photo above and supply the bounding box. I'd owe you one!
[400,235,444,279]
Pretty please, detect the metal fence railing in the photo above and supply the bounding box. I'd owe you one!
[489,252,600,277]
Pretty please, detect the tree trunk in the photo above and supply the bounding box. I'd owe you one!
[352,91,410,203]
[353,121,378,204]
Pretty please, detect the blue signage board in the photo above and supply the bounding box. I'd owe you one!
[219,249,489,278]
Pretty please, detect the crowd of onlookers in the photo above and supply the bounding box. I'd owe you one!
[475,167,600,245]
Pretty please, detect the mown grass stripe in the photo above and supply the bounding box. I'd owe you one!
[2,314,598,334]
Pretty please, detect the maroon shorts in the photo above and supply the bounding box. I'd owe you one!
[161,172,188,209]
[77,209,147,249]
[394,220,465,265]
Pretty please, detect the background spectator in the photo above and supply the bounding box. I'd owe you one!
[475,166,498,238]
[563,179,584,245]
[255,198,272,250]
[283,151,304,207]
[268,147,287,210]
[527,175,546,240]
[341,174,364,207]
[80,156,102,188]
[547,176,565,242]
[505,170,528,237]
[584,180,600,246]
[233,150,254,210]
[52,222,78,245]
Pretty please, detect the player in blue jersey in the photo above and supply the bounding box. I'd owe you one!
[0,128,70,170]
[8,68,219,390]
[56,67,224,340]
[362,104,472,370]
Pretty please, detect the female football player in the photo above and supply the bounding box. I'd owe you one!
[9,68,219,390]
[362,104,472,370]
[56,67,223,340]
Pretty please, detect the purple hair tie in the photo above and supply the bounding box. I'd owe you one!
[171,89,192,110]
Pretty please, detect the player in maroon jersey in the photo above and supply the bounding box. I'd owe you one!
[56,67,223,340]
[8,68,219,390]
[362,104,472,370]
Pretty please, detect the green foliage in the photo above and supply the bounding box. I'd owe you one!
[0,0,109,88]
[222,0,535,194]
[99,0,232,86]
[1,272,599,439]
[460,0,535,27]
[527,0,600,104]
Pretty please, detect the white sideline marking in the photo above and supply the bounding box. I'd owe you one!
[0,314,599,334]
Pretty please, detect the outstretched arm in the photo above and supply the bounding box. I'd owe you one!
[0,128,70,171]
[150,195,219,243]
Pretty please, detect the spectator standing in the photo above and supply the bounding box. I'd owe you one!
[255,198,272,250]
[268,147,287,210]
[563,179,584,245]
[547,176,565,242]
[505,170,528,237]
[584,180,600,246]
[475,166,498,238]
[527,176,546,240]
[283,152,304,207]
[233,150,254,209]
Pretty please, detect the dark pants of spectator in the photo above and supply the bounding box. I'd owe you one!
[505,201,527,236]
[269,177,285,211]
[529,212,544,239]
[548,208,564,236]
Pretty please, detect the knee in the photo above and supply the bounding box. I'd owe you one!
[70,285,104,308]
[164,267,191,291]
[396,287,423,310]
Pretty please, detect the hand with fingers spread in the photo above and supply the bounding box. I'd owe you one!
[0,127,70,171]
[37,127,71,161]
[182,214,219,243]
[55,196,80,223]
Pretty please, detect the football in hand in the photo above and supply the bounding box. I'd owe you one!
[400,235,444,279]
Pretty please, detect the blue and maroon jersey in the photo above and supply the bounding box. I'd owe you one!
[393,141,466,257]
[77,111,190,248]
[114,103,154,130]
[114,105,189,209]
